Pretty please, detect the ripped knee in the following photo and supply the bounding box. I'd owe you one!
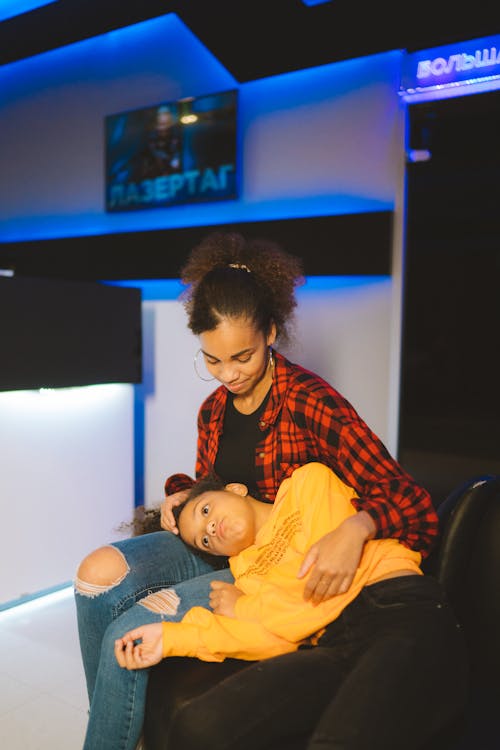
[75,545,129,597]
[138,588,181,616]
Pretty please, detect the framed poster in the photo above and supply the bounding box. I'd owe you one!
[105,89,238,212]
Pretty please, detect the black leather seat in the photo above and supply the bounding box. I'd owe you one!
[144,474,500,750]
[420,474,500,749]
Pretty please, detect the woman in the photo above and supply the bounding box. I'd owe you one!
[75,231,439,749]
[114,463,466,750]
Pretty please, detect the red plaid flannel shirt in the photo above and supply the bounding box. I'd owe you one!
[165,351,438,557]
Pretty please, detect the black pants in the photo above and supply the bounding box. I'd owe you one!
[166,575,468,750]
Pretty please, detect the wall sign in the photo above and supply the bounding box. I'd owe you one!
[400,35,500,102]
[105,89,238,213]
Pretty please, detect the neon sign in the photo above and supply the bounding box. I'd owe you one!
[401,35,500,100]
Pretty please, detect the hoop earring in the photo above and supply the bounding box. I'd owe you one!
[194,349,215,382]
[269,347,274,369]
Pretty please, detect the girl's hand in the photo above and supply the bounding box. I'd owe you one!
[114,623,163,670]
[209,581,243,618]
[297,511,376,605]
[160,490,189,533]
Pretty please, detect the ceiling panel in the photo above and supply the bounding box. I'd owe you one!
[0,0,498,81]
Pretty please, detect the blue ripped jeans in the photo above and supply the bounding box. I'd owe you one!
[74,531,232,750]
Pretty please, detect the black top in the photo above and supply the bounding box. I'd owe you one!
[214,390,271,501]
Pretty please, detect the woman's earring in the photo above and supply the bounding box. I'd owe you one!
[269,347,274,369]
[194,349,215,382]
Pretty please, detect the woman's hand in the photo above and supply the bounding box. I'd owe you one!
[297,511,376,605]
[160,490,189,533]
[114,623,163,670]
[209,581,243,618]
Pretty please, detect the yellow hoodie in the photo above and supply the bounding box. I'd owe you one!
[162,462,422,662]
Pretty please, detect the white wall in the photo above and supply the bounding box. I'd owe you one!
[290,278,393,441]
[0,385,134,605]
[141,297,215,504]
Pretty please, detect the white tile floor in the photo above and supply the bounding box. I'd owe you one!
[0,587,88,750]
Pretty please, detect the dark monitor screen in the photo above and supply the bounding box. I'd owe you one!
[105,88,238,212]
[0,276,142,391]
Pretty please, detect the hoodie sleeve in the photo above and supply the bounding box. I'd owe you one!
[162,606,297,662]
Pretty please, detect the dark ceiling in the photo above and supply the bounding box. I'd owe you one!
[1,0,499,82]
